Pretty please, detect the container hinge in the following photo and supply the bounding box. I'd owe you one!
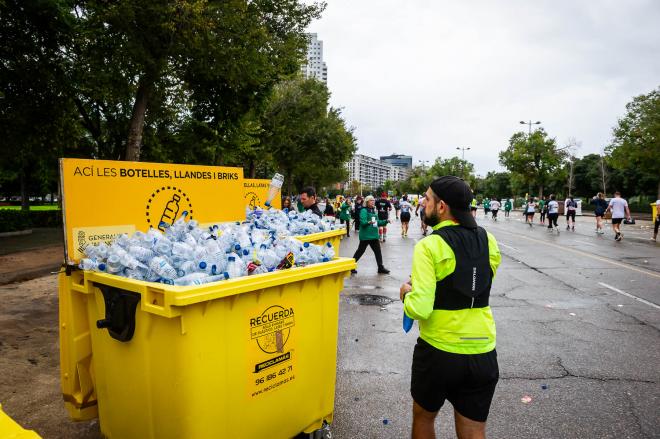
[94,284,141,342]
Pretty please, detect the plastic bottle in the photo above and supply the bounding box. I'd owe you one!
[264,173,284,208]
[321,242,335,260]
[105,254,123,273]
[225,255,246,279]
[154,237,173,255]
[79,258,106,272]
[257,245,280,271]
[173,272,209,286]
[128,245,154,263]
[149,256,178,280]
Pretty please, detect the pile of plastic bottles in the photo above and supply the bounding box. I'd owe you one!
[245,207,341,235]
[79,211,336,286]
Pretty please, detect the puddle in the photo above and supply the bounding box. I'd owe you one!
[345,294,395,306]
[344,285,383,290]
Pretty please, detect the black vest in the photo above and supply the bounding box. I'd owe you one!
[432,226,493,310]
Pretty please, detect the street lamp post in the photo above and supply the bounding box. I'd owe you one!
[519,120,542,196]
[456,147,471,179]
[520,120,541,136]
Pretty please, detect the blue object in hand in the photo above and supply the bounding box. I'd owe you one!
[403,312,414,333]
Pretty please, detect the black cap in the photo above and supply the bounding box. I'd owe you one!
[429,176,477,229]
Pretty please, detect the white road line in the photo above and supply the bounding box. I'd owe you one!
[574,239,596,247]
[598,282,660,310]
[498,243,519,252]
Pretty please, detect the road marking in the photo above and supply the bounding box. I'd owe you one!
[598,282,660,310]
[574,239,596,247]
[492,228,660,279]
[498,243,519,252]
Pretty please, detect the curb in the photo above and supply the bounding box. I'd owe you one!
[0,265,62,286]
[0,229,33,238]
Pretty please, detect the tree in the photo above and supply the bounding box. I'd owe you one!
[70,0,325,161]
[0,0,81,210]
[482,172,512,198]
[499,129,567,198]
[606,87,660,197]
[260,78,356,195]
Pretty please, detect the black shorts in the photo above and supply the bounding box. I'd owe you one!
[411,338,498,422]
[612,218,623,225]
[566,211,576,220]
[377,213,389,222]
[526,212,535,218]
[595,212,605,218]
[401,212,411,223]
[491,210,498,217]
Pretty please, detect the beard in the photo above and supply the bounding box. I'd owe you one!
[425,209,440,227]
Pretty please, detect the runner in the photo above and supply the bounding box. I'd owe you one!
[591,192,608,234]
[546,194,560,233]
[323,197,335,217]
[394,196,401,220]
[565,197,577,231]
[351,195,390,275]
[399,195,413,237]
[539,196,547,225]
[375,192,392,242]
[525,197,536,226]
[471,197,478,218]
[416,195,428,236]
[399,176,501,439]
[483,197,490,217]
[353,196,364,233]
[605,191,631,241]
[652,198,660,241]
[339,198,352,237]
[489,198,501,221]
[504,198,512,218]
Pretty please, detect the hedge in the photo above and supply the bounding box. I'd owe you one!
[0,209,62,233]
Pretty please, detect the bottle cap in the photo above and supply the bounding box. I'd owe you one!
[223,272,229,279]
[303,242,310,248]
[98,263,106,271]
[199,261,207,269]
[228,256,235,261]
[243,249,249,256]
[235,244,241,251]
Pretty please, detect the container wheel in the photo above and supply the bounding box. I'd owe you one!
[294,421,332,439]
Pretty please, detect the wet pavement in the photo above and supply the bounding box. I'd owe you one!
[333,212,659,438]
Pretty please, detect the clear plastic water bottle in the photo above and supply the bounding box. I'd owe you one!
[173,272,209,286]
[264,173,284,208]
[79,258,106,272]
[149,256,178,280]
[321,242,335,260]
[257,245,280,271]
[105,254,123,273]
[128,245,154,263]
[226,255,245,279]
[154,237,173,255]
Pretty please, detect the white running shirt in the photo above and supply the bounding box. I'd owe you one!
[608,197,628,219]
[547,200,559,214]
[490,200,501,210]
[400,201,412,213]
[526,202,536,213]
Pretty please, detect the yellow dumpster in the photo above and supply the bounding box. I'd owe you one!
[0,404,41,439]
[60,257,355,438]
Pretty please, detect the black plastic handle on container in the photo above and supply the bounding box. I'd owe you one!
[94,284,141,342]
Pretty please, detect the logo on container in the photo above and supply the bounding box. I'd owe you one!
[145,186,194,231]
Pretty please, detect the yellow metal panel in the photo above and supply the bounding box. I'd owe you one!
[59,158,244,264]
[244,179,281,209]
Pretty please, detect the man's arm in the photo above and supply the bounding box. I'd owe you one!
[625,201,631,219]
[403,242,440,320]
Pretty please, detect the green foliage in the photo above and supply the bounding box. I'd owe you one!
[479,172,512,199]
[260,78,356,194]
[606,87,660,197]
[401,157,476,195]
[499,129,567,198]
[0,209,31,232]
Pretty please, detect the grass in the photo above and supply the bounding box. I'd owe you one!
[0,205,61,211]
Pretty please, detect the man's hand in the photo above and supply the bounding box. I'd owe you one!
[400,282,412,302]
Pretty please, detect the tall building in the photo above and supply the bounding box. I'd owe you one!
[301,33,327,83]
[380,154,413,169]
[345,154,411,191]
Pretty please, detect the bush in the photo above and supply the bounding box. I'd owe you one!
[29,210,62,227]
[0,209,62,233]
[0,210,32,233]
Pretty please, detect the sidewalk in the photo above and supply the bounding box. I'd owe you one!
[0,228,63,285]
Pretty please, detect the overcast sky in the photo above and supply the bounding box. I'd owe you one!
[307,0,660,175]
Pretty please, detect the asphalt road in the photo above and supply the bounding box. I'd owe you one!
[333,211,659,439]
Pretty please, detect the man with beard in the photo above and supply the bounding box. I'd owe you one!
[399,176,501,439]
